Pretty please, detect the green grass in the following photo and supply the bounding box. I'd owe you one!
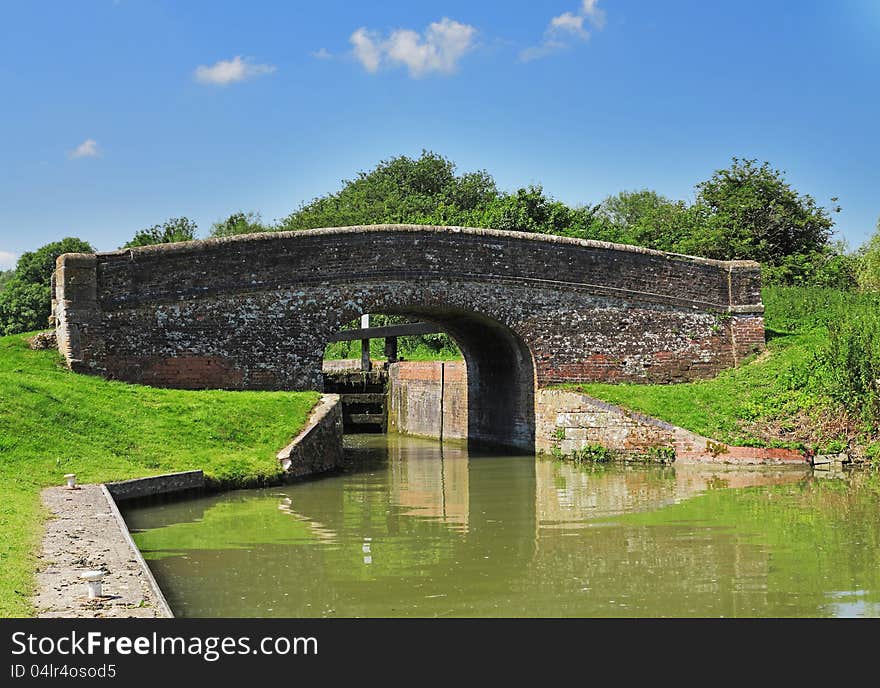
[324,339,462,361]
[561,330,824,448]
[0,334,320,617]
[558,287,866,453]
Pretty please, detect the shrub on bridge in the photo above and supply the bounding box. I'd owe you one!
[123,217,197,248]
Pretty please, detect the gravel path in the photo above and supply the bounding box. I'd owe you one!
[33,484,171,618]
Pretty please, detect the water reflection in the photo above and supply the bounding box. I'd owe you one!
[122,434,880,618]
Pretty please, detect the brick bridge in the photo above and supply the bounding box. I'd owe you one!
[53,225,765,450]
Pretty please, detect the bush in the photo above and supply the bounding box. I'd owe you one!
[762,246,858,290]
[815,295,880,425]
[762,286,858,333]
[210,212,270,238]
[0,280,49,335]
[123,217,197,248]
[856,217,880,292]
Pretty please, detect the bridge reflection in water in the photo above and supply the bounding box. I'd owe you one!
[123,435,880,618]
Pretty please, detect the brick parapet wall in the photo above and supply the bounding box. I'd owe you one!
[55,226,764,391]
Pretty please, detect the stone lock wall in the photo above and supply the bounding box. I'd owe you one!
[276,394,345,478]
[535,389,806,465]
[54,225,765,449]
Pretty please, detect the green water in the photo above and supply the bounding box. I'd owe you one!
[123,434,880,617]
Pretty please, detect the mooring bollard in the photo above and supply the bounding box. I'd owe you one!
[64,473,77,489]
[80,570,106,599]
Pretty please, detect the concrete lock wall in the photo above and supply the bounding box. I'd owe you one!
[54,224,764,451]
[387,362,468,441]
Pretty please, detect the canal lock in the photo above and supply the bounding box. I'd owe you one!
[323,369,389,434]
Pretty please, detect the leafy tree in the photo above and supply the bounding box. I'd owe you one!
[856,217,880,292]
[0,270,12,292]
[210,211,269,238]
[279,153,846,288]
[0,237,94,335]
[278,151,602,238]
[594,190,697,249]
[762,242,858,290]
[688,158,836,264]
[597,190,673,236]
[123,217,198,248]
[592,161,844,286]
[458,185,600,238]
[278,151,500,231]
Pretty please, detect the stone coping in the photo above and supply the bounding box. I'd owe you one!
[105,470,205,502]
[81,224,760,270]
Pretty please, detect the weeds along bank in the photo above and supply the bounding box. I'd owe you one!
[0,334,319,617]
[575,287,880,462]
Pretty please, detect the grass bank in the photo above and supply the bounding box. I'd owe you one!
[0,334,320,617]
[560,287,880,457]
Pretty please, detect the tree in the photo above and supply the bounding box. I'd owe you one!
[590,161,845,285]
[209,211,269,238]
[598,189,672,233]
[0,237,94,335]
[0,270,12,292]
[277,151,603,239]
[123,217,198,248]
[856,217,880,292]
[277,151,500,231]
[274,153,843,286]
[594,190,694,249]
[689,158,836,264]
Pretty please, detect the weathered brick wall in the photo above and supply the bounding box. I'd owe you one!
[387,361,467,441]
[54,225,764,449]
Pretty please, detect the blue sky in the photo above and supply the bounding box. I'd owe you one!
[1,0,878,268]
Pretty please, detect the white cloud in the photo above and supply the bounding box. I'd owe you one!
[69,138,99,159]
[550,12,587,38]
[311,47,333,60]
[350,28,382,72]
[581,0,607,30]
[350,17,477,77]
[521,0,606,62]
[0,251,17,270]
[194,56,276,85]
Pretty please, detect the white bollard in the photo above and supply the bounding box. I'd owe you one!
[64,474,77,489]
[80,570,106,599]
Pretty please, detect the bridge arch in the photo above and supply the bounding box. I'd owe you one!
[53,224,765,452]
[322,302,536,449]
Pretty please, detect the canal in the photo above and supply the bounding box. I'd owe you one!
[122,434,880,617]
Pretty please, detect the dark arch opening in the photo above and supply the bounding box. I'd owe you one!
[323,306,536,453]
